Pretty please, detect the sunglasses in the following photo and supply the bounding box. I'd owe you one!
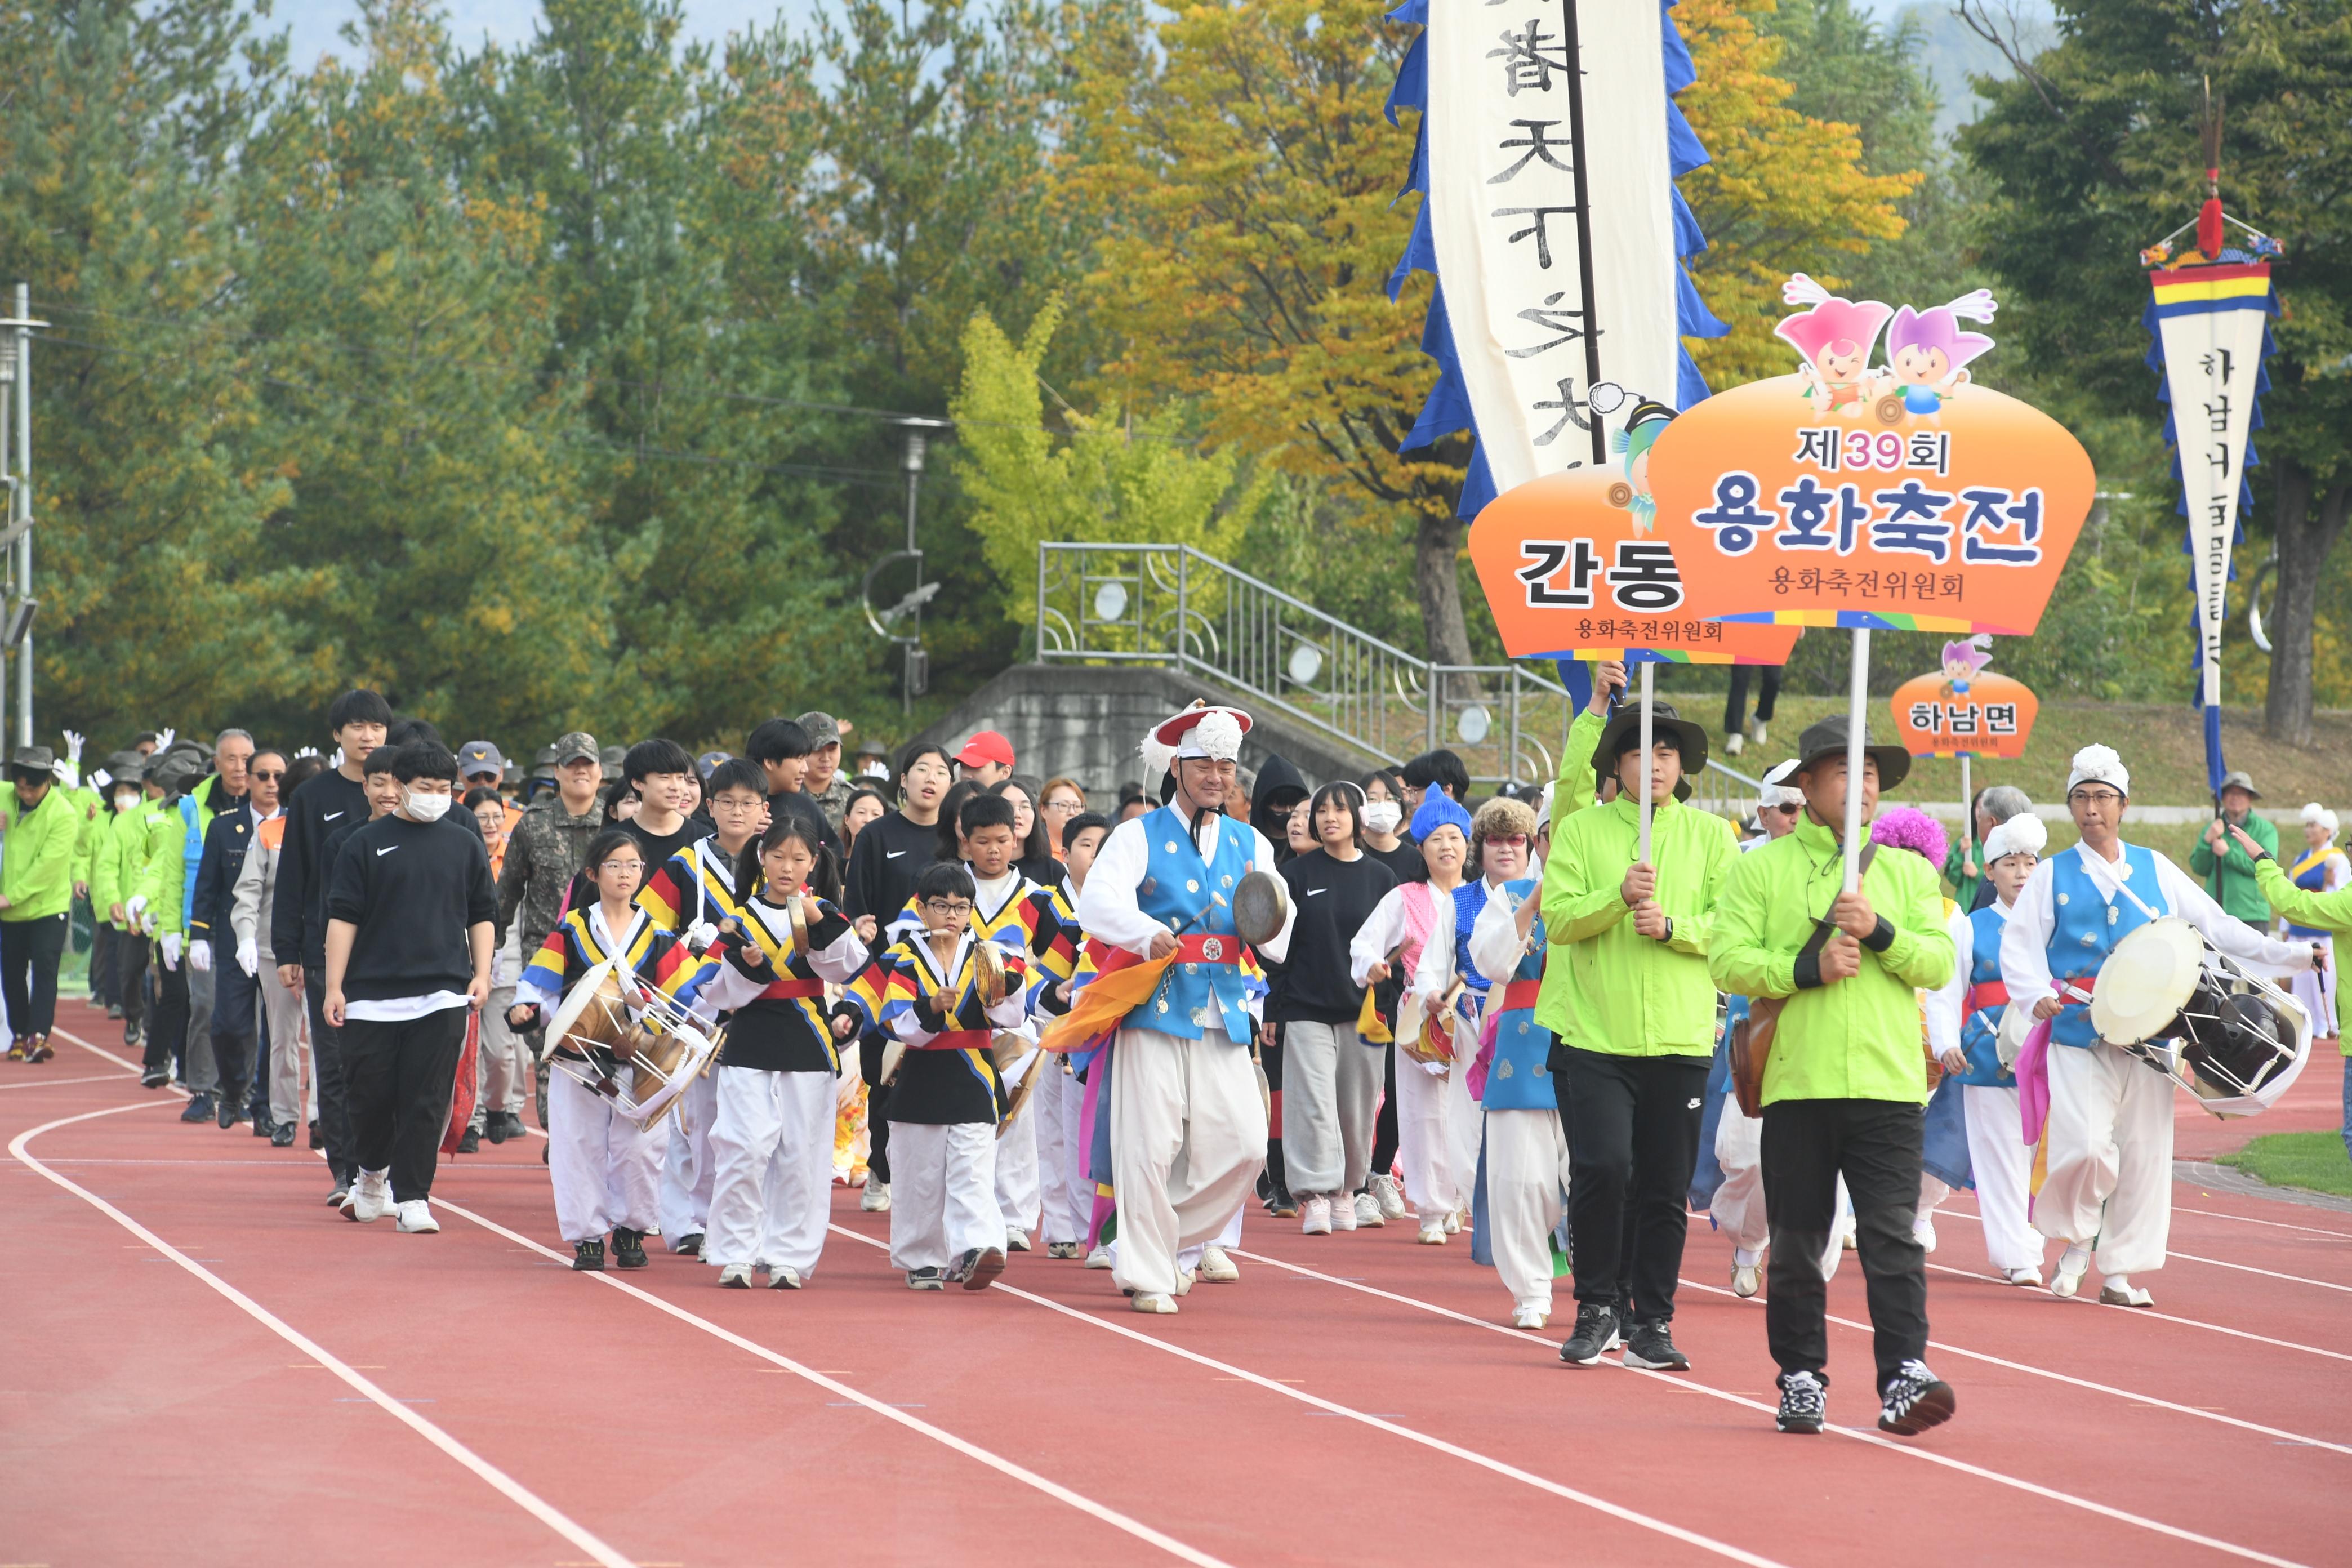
[1486,834,1531,848]
[252,769,286,782]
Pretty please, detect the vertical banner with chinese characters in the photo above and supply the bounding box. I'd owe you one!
[1386,0,1724,520]
[2145,261,2275,794]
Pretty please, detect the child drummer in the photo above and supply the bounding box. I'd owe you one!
[509,828,715,1273]
[696,816,870,1288]
[871,859,1035,1291]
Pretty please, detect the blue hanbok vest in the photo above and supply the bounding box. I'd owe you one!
[1951,903,2015,1087]
[1121,805,1259,1043]
[2047,844,2167,1049]
[1480,876,1556,1112]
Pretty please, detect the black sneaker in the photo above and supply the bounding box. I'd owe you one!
[611,1228,649,1269]
[216,1098,240,1129]
[484,1114,510,1146]
[456,1125,480,1154]
[140,1066,170,1089]
[676,1232,704,1258]
[250,1113,274,1138]
[573,1239,605,1272]
[1776,1369,1828,1434]
[123,1018,140,1047]
[308,1120,323,1150]
[270,1121,296,1148]
[1622,1320,1691,1371]
[952,1246,1006,1290]
[1877,1360,1955,1436]
[180,1093,215,1124]
[1557,1303,1622,1366]
[906,1267,945,1291]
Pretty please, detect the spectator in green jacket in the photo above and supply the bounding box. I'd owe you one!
[1,746,81,1061]
[1709,715,1957,1441]
[132,752,199,1090]
[93,760,149,1038]
[2189,769,2278,930]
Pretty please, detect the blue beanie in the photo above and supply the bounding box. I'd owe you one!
[1409,792,1473,844]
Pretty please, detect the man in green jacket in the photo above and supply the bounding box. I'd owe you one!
[1709,715,1957,1440]
[131,753,198,1090]
[1543,698,1735,1373]
[2189,769,2278,930]
[2232,823,2352,1163]
[1,746,82,1061]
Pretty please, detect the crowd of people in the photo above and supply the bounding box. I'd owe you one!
[8,671,2345,1442]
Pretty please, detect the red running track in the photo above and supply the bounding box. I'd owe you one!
[5,997,2347,1568]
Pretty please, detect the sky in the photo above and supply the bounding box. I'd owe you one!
[275,0,817,69]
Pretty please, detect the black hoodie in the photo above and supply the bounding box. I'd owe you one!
[1249,754,1311,864]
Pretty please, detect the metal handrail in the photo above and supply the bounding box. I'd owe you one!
[1037,540,1762,813]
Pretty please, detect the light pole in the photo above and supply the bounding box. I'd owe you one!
[0,283,48,749]
[863,417,949,716]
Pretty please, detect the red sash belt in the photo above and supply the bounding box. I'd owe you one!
[758,977,823,1001]
[914,1029,995,1053]
[1499,978,1543,1014]
[1963,979,2009,1013]
[1171,932,1244,966]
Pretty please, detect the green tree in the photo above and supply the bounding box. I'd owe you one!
[1962,0,2352,743]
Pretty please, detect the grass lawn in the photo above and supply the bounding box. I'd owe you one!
[2216,1129,2352,1199]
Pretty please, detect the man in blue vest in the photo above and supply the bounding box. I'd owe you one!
[2000,745,2314,1308]
[1072,705,1297,1315]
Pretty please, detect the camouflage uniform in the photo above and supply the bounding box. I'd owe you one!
[497,740,605,1125]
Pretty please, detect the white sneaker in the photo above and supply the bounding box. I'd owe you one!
[1914,1216,1938,1254]
[1197,1245,1240,1282]
[352,1169,394,1223]
[1725,732,1745,757]
[1300,1196,1333,1235]
[769,1265,803,1290]
[2050,1242,2092,1299]
[2003,1266,2044,1288]
[1418,1222,1447,1245]
[859,1181,891,1213]
[1084,1246,1113,1269]
[1370,1174,1407,1220]
[1442,1210,1462,1236]
[1353,1192,1384,1228]
[719,1263,754,1287]
[1751,719,1768,747]
[1130,1291,1178,1315]
[394,1200,439,1233]
[1006,1230,1032,1253]
[1731,1261,1760,1299]
[1329,1191,1357,1232]
[1512,1306,1549,1330]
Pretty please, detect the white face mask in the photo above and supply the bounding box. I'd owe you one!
[1362,800,1402,835]
[115,792,139,813]
[403,787,453,823]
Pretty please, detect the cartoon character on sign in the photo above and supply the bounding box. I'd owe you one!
[1939,632,1993,699]
[1775,274,1892,420]
[1607,399,1676,531]
[1880,291,1998,424]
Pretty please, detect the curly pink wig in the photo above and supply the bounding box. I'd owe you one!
[1869,806,1949,869]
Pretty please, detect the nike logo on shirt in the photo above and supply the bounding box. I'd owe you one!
[887,850,908,859]
[323,811,345,822]
[375,845,397,857]
[1306,888,1329,896]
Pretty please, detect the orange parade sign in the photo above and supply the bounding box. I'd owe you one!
[1889,667,2039,759]
[1644,376,2095,635]
[1469,469,1802,664]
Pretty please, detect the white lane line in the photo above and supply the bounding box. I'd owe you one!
[1936,1207,2352,1293]
[1662,1274,2352,1458]
[1231,1245,2314,1568]
[1922,1261,2352,1364]
[12,1101,636,1568]
[0,1071,139,1090]
[828,1227,1792,1568]
[433,1199,1232,1568]
[2173,1206,2352,1240]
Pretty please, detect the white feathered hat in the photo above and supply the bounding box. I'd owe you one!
[1148,702,1251,764]
[2064,743,2129,799]
[1984,812,2047,865]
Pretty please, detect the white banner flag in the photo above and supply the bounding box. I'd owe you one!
[1426,0,1682,493]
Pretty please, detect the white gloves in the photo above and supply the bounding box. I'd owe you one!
[329,747,345,770]
[61,729,83,762]
[295,746,319,759]
[684,919,720,955]
[51,759,77,789]
[235,937,259,977]
[161,932,182,970]
[189,938,212,973]
[155,727,177,752]
[124,893,150,933]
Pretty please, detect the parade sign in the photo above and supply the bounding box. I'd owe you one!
[1469,469,1799,663]
[1887,636,2040,759]
[1646,280,2096,636]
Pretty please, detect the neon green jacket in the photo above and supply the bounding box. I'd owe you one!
[130,797,186,938]
[92,805,144,924]
[2252,853,2349,933]
[1539,792,1737,1055]
[1,787,84,921]
[1708,814,1955,1105]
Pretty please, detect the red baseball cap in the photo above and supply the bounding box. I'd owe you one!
[953,730,1015,768]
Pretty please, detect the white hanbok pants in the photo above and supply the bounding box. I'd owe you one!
[888,1121,1003,1273]
[1961,1084,2042,1274]
[1032,1055,1089,1246]
[657,1068,719,1249]
[1396,1023,1477,1220]
[548,1068,663,1244]
[1486,1107,1569,1316]
[705,1066,835,1275]
[1110,1024,1267,1299]
[2037,1040,2172,1277]
[994,1049,1041,1237]
[1712,1098,1847,1280]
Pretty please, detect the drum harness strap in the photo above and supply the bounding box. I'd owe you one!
[2050,860,2164,1007]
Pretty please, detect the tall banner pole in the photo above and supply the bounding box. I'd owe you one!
[1637,660,1654,861]
[1958,752,1972,872]
[1843,629,1870,892]
[1557,0,1607,469]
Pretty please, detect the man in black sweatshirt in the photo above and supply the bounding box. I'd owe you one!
[323,740,496,1233]
[270,688,391,1204]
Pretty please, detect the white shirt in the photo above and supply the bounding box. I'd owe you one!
[1350,879,1460,1003]
[1073,803,1294,964]
[1927,903,1970,1061]
[2001,840,2313,1008]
